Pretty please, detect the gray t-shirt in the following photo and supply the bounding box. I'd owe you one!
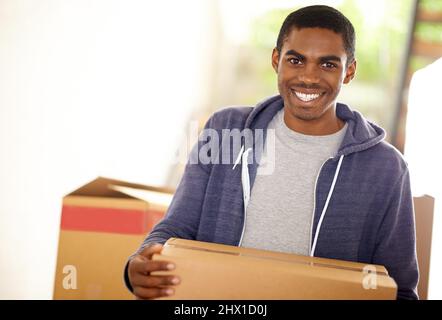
[240,109,347,255]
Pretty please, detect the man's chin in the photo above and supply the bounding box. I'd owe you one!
[293,112,319,121]
[287,105,320,121]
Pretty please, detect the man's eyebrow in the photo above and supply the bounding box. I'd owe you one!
[319,55,343,63]
[284,50,305,60]
[285,50,343,64]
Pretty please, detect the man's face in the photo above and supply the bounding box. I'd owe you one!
[272,27,356,124]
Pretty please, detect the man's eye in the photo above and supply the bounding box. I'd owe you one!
[288,58,301,65]
[322,62,337,69]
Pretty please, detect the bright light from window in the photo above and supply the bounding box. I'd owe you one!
[217,0,344,45]
[0,0,213,299]
[405,57,442,299]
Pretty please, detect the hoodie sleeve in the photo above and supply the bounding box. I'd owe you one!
[123,115,216,293]
[371,168,419,300]
[137,115,218,250]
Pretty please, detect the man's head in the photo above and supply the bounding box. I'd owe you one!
[276,5,355,65]
[271,5,357,134]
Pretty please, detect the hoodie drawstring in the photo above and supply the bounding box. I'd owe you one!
[233,147,345,254]
[233,145,252,246]
[310,154,345,256]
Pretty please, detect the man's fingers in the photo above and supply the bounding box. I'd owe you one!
[133,286,175,300]
[127,243,177,296]
[139,243,163,259]
[132,274,180,288]
[131,255,175,275]
[141,260,176,274]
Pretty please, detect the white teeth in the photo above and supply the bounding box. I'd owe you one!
[294,91,321,102]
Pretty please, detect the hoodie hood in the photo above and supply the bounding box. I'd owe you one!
[238,95,389,258]
[243,94,386,157]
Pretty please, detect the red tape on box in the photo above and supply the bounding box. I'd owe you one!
[61,205,164,235]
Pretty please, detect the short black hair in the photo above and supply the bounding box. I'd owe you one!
[276,5,355,64]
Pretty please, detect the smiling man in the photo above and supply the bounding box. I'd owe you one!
[125,5,419,300]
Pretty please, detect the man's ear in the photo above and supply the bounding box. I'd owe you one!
[271,48,280,73]
[343,59,357,84]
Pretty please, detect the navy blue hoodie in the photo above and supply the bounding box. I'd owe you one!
[127,95,419,300]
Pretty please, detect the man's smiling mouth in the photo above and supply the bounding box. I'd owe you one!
[292,90,324,102]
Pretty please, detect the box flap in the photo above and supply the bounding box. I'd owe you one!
[65,176,174,202]
[108,185,173,208]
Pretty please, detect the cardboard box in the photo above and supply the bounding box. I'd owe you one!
[152,238,397,300]
[414,195,435,300]
[53,177,174,299]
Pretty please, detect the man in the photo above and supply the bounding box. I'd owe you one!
[125,5,419,300]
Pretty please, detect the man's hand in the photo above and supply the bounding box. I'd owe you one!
[127,243,180,299]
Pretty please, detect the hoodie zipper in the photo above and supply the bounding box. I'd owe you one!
[309,157,332,256]
[237,151,339,251]
[309,154,345,257]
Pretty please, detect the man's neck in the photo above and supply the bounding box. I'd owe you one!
[283,107,345,136]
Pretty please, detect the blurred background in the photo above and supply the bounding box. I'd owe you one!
[0,0,441,299]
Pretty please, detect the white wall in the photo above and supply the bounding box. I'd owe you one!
[405,58,442,299]
[0,0,213,299]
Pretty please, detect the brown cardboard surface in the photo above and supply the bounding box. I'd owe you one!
[53,177,174,300]
[68,176,174,198]
[65,176,174,212]
[163,238,389,275]
[414,195,435,300]
[53,230,143,300]
[62,195,150,211]
[152,238,397,300]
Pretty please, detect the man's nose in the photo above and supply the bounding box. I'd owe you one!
[299,64,320,84]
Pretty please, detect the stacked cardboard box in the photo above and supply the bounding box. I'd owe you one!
[53,177,173,299]
[152,238,398,300]
[414,195,435,300]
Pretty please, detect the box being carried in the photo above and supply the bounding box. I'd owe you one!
[153,238,398,300]
[53,177,174,299]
